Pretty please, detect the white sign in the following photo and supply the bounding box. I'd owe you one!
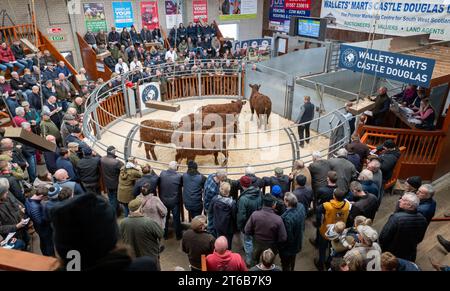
[321,0,450,40]
[139,82,161,109]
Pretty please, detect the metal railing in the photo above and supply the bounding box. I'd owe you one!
[83,59,352,176]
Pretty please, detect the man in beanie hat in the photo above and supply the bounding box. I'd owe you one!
[245,194,287,264]
[182,160,206,219]
[270,185,286,215]
[237,175,262,266]
[404,176,422,193]
[43,184,62,221]
[50,193,158,270]
[182,215,215,271]
[101,145,124,213]
[120,198,164,268]
[263,167,290,197]
[378,139,401,184]
[76,147,101,194]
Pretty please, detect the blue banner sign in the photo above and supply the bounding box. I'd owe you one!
[112,2,134,29]
[338,44,436,87]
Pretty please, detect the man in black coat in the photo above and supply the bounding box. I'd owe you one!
[379,193,428,262]
[100,146,124,212]
[181,161,206,219]
[316,171,338,205]
[378,139,401,184]
[159,161,183,240]
[292,175,313,213]
[308,151,331,205]
[296,96,315,148]
[76,148,101,194]
[347,181,378,227]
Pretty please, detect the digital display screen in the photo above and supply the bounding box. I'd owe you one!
[297,19,321,38]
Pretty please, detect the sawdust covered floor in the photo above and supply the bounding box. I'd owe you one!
[91,98,330,178]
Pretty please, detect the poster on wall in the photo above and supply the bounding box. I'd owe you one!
[234,38,273,61]
[193,0,208,23]
[165,0,183,29]
[218,0,257,20]
[83,3,107,32]
[320,0,450,40]
[269,0,311,33]
[112,1,134,29]
[141,1,160,29]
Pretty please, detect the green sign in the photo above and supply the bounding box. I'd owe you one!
[49,35,65,42]
[83,3,108,32]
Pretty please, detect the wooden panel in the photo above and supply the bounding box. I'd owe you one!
[38,31,76,76]
[0,248,60,271]
[76,32,112,81]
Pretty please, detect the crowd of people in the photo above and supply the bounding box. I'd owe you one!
[0,23,447,272]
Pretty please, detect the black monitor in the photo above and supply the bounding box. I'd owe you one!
[289,17,327,41]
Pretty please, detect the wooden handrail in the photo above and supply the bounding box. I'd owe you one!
[0,248,60,271]
[38,30,77,76]
[76,32,112,81]
[160,25,170,49]
[0,24,41,48]
[359,124,447,179]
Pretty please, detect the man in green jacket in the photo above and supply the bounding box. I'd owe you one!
[120,198,164,269]
[236,175,262,267]
[40,111,62,146]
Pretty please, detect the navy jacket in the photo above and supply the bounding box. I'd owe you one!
[209,195,236,236]
[360,179,380,198]
[379,209,427,262]
[279,204,306,256]
[263,175,290,197]
[292,186,313,212]
[132,173,160,197]
[417,198,436,224]
[25,198,52,237]
[56,157,78,181]
[182,172,206,212]
[158,169,183,208]
[64,135,91,154]
[44,147,60,174]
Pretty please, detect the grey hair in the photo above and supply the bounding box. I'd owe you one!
[350,181,363,192]
[15,107,25,116]
[21,122,31,129]
[358,169,373,181]
[0,177,10,194]
[245,166,255,175]
[283,192,298,208]
[168,161,178,170]
[419,184,435,198]
[336,148,348,158]
[402,192,420,210]
[312,151,322,160]
[216,169,227,179]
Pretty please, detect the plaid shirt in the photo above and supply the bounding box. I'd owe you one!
[204,174,219,210]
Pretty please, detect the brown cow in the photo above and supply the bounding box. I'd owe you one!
[249,84,272,130]
[179,112,239,138]
[174,124,234,166]
[198,99,247,115]
[139,119,182,160]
